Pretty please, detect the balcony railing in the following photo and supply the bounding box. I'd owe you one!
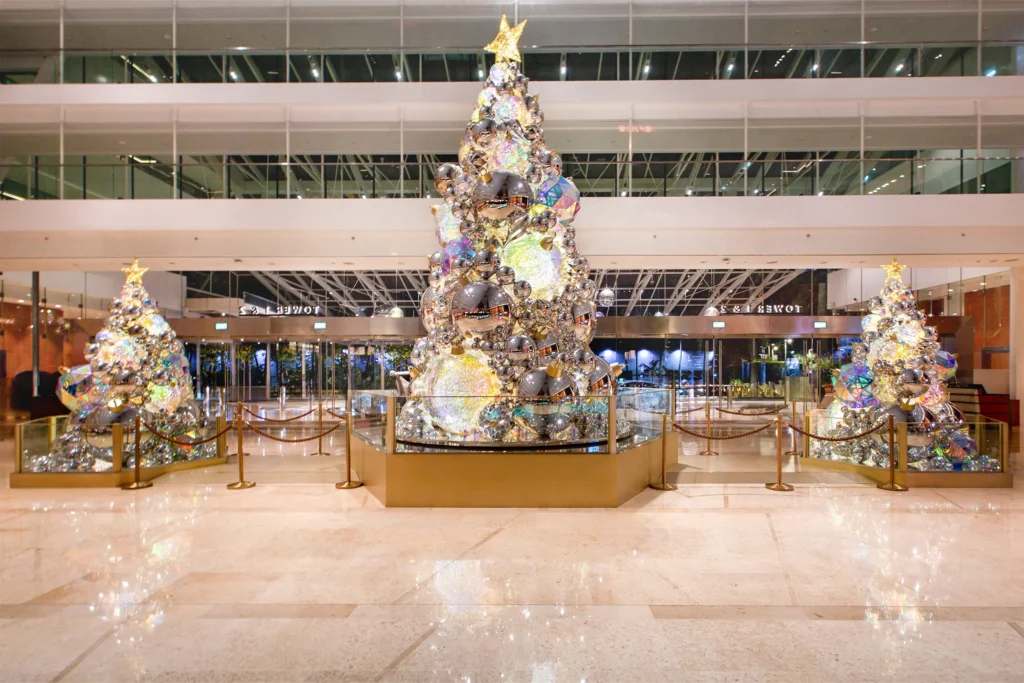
[0,40,1020,85]
[0,155,1015,201]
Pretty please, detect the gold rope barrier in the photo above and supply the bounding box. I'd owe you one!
[244,421,341,443]
[714,404,787,417]
[877,413,908,492]
[698,400,718,456]
[336,412,364,490]
[649,414,677,491]
[765,413,794,492]
[121,413,153,491]
[671,419,777,441]
[242,405,316,422]
[227,401,256,490]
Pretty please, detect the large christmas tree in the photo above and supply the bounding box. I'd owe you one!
[37,260,215,472]
[397,16,622,445]
[821,258,995,471]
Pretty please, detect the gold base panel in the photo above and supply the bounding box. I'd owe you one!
[800,457,1014,488]
[354,431,679,508]
[9,457,228,489]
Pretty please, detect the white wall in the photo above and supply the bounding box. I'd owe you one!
[826,267,1007,309]
[1,270,185,315]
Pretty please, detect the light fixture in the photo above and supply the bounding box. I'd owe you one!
[229,70,239,80]
[685,188,692,196]
[894,63,904,73]
[560,65,567,74]
[620,190,627,196]
[388,306,404,318]
[478,69,484,79]
[395,70,402,80]
[986,68,997,77]
[312,68,319,78]
[727,63,734,71]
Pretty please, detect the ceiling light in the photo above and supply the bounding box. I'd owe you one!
[935,53,943,59]
[986,68,997,77]
[620,191,627,196]
[229,70,238,80]
[894,63,904,73]
[312,68,319,78]
[643,64,650,73]
[560,65,567,74]
[811,63,819,72]
[685,188,692,196]
[395,70,402,80]
[361,194,367,199]
[727,63,734,71]
[477,69,484,78]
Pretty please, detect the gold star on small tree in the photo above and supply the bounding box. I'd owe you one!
[121,258,149,285]
[881,256,906,282]
[483,14,527,64]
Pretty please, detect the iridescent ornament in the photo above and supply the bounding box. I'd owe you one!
[58,365,107,413]
[535,175,581,224]
[493,95,528,125]
[433,203,463,245]
[425,351,502,435]
[934,350,957,381]
[500,232,570,301]
[489,135,532,177]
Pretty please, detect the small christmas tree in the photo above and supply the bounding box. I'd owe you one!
[397,16,622,445]
[822,258,994,471]
[37,260,214,472]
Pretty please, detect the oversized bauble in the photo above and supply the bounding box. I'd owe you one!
[420,288,438,333]
[495,265,515,285]
[504,335,537,362]
[535,175,581,224]
[588,357,615,392]
[534,331,560,360]
[517,367,579,404]
[425,350,502,435]
[451,282,513,336]
[571,302,596,342]
[572,348,597,374]
[493,95,528,126]
[470,118,504,147]
[429,250,444,271]
[473,171,533,220]
[472,249,499,274]
[513,280,532,299]
[501,232,571,301]
[434,163,461,194]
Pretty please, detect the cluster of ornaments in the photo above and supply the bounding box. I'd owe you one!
[397,17,625,446]
[818,258,993,472]
[37,260,215,472]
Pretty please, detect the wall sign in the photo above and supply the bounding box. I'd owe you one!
[721,304,803,314]
[240,305,322,316]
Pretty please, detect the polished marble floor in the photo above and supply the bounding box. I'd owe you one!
[2,426,1024,682]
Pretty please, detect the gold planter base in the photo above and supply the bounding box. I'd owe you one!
[354,430,678,508]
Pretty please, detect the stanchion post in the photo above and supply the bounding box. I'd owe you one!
[699,399,718,456]
[231,402,250,458]
[336,409,364,490]
[227,401,255,490]
[878,413,908,492]
[311,401,330,456]
[785,400,801,456]
[765,413,794,492]
[650,413,678,491]
[607,396,617,455]
[122,413,153,490]
[728,384,733,409]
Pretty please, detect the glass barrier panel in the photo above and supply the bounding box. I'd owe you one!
[352,390,389,448]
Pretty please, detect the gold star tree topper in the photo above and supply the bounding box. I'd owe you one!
[882,256,906,281]
[122,258,149,285]
[484,14,527,63]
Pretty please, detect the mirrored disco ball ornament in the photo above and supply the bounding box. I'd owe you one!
[500,232,569,301]
[597,288,615,307]
[493,95,528,125]
[489,136,532,179]
[425,350,502,435]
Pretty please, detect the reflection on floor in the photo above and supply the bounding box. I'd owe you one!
[2,427,1024,682]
